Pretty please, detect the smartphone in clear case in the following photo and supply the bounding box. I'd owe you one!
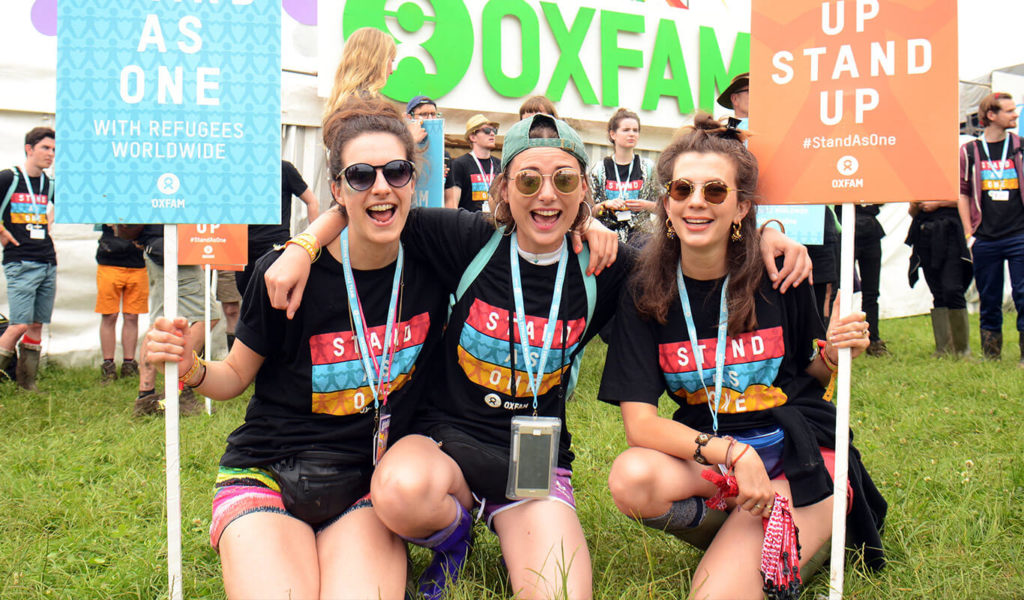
[507,416,561,499]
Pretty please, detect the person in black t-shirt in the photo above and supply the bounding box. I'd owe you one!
[598,115,886,597]
[446,114,501,212]
[146,97,438,600]
[590,108,659,246]
[0,127,56,391]
[958,92,1024,364]
[235,160,319,295]
[95,224,147,383]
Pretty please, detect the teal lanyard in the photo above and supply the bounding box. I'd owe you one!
[340,229,403,411]
[510,234,568,415]
[979,136,1010,182]
[675,264,729,434]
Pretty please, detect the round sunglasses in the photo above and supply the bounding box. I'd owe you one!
[664,178,734,204]
[339,160,415,191]
[511,168,581,197]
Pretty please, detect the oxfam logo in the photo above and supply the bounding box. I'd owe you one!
[343,0,474,100]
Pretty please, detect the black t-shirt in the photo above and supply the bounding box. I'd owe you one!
[96,225,145,268]
[1,168,55,265]
[401,208,634,469]
[221,245,448,467]
[598,269,825,435]
[444,151,454,189]
[450,153,500,212]
[247,160,310,247]
[975,140,1024,240]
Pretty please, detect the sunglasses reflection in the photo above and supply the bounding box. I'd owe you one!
[341,160,416,191]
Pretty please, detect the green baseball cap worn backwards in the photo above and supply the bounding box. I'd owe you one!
[501,114,589,172]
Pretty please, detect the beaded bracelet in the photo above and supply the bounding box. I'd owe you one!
[286,232,321,263]
[693,432,712,465]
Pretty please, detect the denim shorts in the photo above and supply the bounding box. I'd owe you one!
[3,260,57,324]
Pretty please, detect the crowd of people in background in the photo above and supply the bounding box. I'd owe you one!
[1,22,1022,600]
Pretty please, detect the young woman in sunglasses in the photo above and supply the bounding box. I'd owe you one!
[597,114,887,599]
[264,113,813,599]
[143,96,446,600]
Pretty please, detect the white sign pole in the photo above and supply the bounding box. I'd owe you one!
[163,224,183,600]
[828,203,856,600]
[204,264,212,415]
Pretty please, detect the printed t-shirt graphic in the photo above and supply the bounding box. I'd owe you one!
[309,312,431,415]
[980,156,1019,196]
[605,177,642,201]
[471,172,495,203]
[660,325,786,413]
[9,191,49,225]
[458,298,584,398]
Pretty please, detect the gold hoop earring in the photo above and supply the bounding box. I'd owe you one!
[665,218,677,240]
[496,200,517,236]
[731,221,743,242]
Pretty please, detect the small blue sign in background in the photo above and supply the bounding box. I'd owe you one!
[757,205,825,245]
[413,119,446,209]
[56,0,281,224]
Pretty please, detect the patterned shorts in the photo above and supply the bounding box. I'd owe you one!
[209,466,372,550]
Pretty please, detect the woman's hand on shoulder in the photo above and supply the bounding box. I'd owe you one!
[731,445,775,519]
[825,293,870,361]
[760,227,812,292]
[572,217,618,276]
[144,317,192,374]
[265,244,312,319]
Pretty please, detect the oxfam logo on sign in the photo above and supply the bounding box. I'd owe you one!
[343,0,474,100]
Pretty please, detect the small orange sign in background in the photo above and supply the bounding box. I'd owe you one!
[177,224,247,266]
[749,0,958,204]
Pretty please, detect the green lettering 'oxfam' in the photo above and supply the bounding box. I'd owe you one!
[342,0,474,101]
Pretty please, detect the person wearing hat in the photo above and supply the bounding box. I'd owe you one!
[406,95,455,195]
[717,72,749,119]
[447,114,501,211]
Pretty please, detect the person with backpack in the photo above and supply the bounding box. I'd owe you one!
[0,127,56,391]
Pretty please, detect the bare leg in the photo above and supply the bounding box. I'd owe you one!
[317,507,407,600]
[121,313,139,360]
[371,434,474,537]
[608,447,717,518]
[0,323,28,351]
[218,512,319,600]
[99,313,118,360]
[492,499,593,600]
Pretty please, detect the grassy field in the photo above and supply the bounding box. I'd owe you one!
[1,314,1022,599]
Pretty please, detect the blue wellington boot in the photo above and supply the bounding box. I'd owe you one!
[403,498,473,600]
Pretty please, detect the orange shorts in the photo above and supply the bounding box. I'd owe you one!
[95,265,149,314]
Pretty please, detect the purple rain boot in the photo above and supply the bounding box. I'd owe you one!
[402,498,473,600]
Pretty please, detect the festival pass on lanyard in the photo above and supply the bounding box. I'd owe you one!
[472,155,494,213]
[676,265,729,434]
[23,171,47,240]
[340,229,403,465]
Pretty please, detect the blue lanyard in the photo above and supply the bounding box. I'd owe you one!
[675,264,729,434]
[979,137,1010,182]
[510,234,568,414]
[340,229,403,410]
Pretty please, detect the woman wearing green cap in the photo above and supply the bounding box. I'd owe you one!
[264,114,812,600]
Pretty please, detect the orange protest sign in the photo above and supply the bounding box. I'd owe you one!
[177,224,247,266]
[749,0,958,204]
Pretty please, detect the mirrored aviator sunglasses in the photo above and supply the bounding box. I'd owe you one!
[341,160,415,191]
[665,178,733,205]
[513,168,581,196]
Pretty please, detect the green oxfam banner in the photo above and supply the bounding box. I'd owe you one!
[320,0,750,129]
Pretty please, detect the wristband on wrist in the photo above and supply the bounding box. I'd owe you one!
[816,339,838,371]
[758,219,786,235]
[286,232,321,263]
[723,436,737,469]
[730,444,751,472]
[693,432,713,465]
[177,350,206,388]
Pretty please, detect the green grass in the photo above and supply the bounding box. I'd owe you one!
[1,314,1022,599]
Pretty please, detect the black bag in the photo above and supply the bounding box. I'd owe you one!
[266,451,372,527]
[429,423,511,504]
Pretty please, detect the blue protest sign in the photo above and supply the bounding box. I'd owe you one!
[56,0,281,225]
[412,119,446,208]
[757,205,826,245]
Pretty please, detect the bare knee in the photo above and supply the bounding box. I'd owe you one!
[371,437,451,525]
[608,449,661,516]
